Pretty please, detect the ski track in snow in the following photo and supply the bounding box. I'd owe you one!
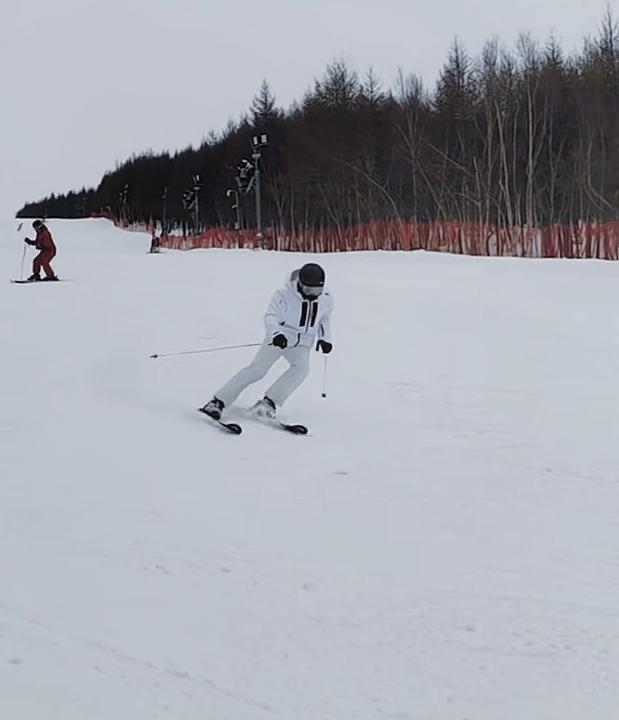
[1,218,619,719]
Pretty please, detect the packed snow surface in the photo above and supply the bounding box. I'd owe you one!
[1,218,619,719]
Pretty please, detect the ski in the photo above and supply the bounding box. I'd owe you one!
[252,417,308,435]
[278,422,308,435]
[11,279,63,284]
[197,408,242,434]
[238,406,308,435]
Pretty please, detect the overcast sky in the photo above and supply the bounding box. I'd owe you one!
[0,0,613,218]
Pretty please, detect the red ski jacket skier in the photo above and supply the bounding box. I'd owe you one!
[25,220,58,281]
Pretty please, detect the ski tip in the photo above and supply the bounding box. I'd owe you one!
[281,423,309,435]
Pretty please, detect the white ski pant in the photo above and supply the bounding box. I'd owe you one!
[215,342,310,408]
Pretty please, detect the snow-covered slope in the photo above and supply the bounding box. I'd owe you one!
[2,218,619,719]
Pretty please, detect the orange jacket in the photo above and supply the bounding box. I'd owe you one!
[26,226,56,252]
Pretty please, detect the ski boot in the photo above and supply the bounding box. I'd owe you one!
[26,273,41,282]
[200,397,224,421]
[252,396,277,420]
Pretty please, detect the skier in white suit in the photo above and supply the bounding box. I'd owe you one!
[201,263,333,420]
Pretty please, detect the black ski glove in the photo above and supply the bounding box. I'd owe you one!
[24,237,34,245]
[272,333,288,349]
[316,340,333,354]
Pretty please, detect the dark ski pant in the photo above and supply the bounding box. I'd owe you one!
[33,248,56,278]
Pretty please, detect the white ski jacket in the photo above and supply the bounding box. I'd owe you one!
[263,270,333,349]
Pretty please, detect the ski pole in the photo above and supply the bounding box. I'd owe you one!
[17,222,27,280]
[150,342,261,359]
[321,356,329,398]
[19,244,27,281]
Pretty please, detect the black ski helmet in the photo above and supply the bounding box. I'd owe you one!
[32,219,43,230]
[298,263,325,289]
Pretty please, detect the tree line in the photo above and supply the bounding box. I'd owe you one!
[18,11,618,236]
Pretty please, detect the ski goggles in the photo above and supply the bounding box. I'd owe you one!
[299,282,324,298]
